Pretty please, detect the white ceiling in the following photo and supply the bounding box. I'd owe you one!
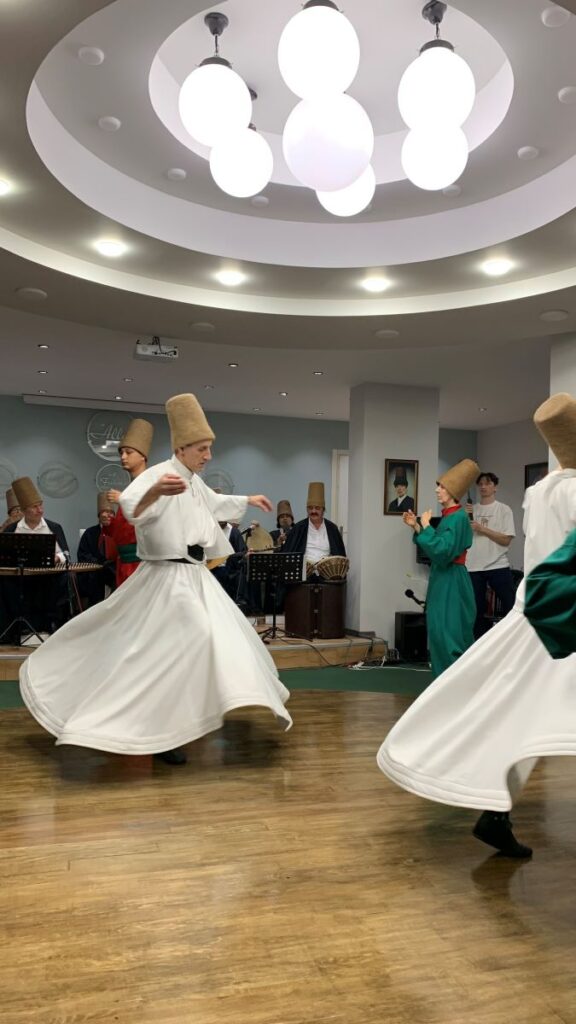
[0,0,576,428]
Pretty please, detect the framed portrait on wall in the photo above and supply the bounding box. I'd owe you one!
[524,462,548,489]
[384,459,419,515]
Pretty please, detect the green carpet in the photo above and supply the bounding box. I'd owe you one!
[0,665,432,711]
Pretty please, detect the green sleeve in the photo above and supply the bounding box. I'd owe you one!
[414,511,472,568]
[524,529,576,659]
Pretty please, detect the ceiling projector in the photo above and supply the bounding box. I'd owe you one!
[134,336,179,362]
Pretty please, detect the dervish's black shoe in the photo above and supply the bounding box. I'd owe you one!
[473,811,533,858]
[154,748,187,766]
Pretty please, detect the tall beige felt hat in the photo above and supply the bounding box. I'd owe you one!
[97,492,115,513]
[533,392,576,469]
[277,499,293,517]
[12,476,42,511]
[307,482,325,507]
[165,394,215,449]
[5,487,18,512]
[438,459,480,501]
[119,418,154,458]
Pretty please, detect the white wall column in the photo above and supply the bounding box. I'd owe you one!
[347,383,440,648]
[549,334,576,467]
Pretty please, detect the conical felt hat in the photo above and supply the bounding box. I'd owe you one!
[533,393,576,469]
[12,476,42,510]
[5,487,18,512]
[277,499,293,517]
[438,459,480,501]
[307,482,325,507]
[166,394,215,449]
[97,492,115,513]
[119,418,154,458]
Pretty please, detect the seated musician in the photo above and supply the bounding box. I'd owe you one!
[283,482,346,572]
[77,493,117,608]
[0,487,22,533]
[0,477,70,643]
[270,500,295,547]
[211,518,247,601]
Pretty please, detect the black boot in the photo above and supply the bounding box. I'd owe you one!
[473,811,532,858]
[154,748,187,766]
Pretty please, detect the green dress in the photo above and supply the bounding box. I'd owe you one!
[414,506,475,678]
[524,527,576,659]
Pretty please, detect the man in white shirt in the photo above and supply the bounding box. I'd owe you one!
[283,482,346,569]
[465,471,516,639]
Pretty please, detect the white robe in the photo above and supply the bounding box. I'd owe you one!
[20,458,292,753]
[377,469,576,811]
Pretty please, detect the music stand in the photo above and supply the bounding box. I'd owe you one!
[248,552,304,642]
[0,533,56,645]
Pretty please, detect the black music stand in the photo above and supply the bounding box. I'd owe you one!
[248,552,304,643]
[0,533,56,645]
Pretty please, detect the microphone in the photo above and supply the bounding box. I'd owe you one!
[466,492,474,522]
[405,588,425,608]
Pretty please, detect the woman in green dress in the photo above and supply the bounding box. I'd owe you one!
[403,459,479,678]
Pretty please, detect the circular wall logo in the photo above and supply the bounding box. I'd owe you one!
[37,462,79,498]
[0,457,18,492]
[95,465,130,491]
[204,468,235,493]
[87,412,132,462]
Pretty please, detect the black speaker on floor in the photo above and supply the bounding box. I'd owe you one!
[394,611,428,663]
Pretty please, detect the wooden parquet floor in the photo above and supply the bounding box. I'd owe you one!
[2,690,576,1024]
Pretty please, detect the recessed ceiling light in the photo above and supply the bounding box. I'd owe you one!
[203,384,215,390]
[252,407,261,412]
[279,391,288,397]
[37,370,48,375]
[478,407,488,412]
[558,86,576,105]
[517,146,540,161]
[16,286,47,302]
[541,5,571,28]
[166,167,187,181]
[98,115,122,132]
[37,343,49,349]
[481,257,514,277]
[0,179,12,196]
[37,390,47,395]
[374,328,400,339]
[115,395,123,401]
[251,195,269,208]
[228,362,239,368]
[315,412,324,416]
[539,309,569,322]
[361,276,390,293]
[78,46,105,65]
[313,370,324,376]
[122,377,134,382]
[215,269,246,287]
[94,239,127,258]
[190,321,215,332]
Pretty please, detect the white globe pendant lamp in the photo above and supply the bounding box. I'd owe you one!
[283,94,374,192]
[401,126,468,191]
[398,42,476,129]
[210,125,273,198]
[317,165,376,217]
[179,12,252,148]
[278,0,360,100]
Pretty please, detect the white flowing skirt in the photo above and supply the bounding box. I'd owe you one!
[377,584,576,810]
[20,561,292,754]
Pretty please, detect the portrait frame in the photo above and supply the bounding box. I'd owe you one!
[524,462,548,489]
[384,459,419,516]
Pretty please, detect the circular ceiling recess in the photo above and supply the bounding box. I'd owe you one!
[8,0,576,316]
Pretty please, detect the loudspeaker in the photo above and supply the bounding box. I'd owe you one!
[394,611,428,662]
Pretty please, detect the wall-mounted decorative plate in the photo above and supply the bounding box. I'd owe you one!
[95,464,130,492]
[0,457,18,492]
[37,461,79,498]
[204,468,235,494]
[87,411,132,462]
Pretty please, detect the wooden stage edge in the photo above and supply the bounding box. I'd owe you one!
[0,631,386,676]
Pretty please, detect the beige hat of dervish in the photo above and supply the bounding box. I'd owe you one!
[438,459,480,501]
[5,487,18,512]
[97,492,115,513]
[165,394,215,450]
[533,392,576,469]
[277,499,293,517]
[307,482,325,508]
[11,476,42,511]
[119,418,154,458]
[247,524,274,551]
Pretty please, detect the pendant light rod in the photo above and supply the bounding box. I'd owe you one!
[422,1,447,30]
[204,11,229,57]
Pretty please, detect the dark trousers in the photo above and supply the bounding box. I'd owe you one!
[470,568,516,640]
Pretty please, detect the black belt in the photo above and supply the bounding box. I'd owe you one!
[167,544,205,564]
